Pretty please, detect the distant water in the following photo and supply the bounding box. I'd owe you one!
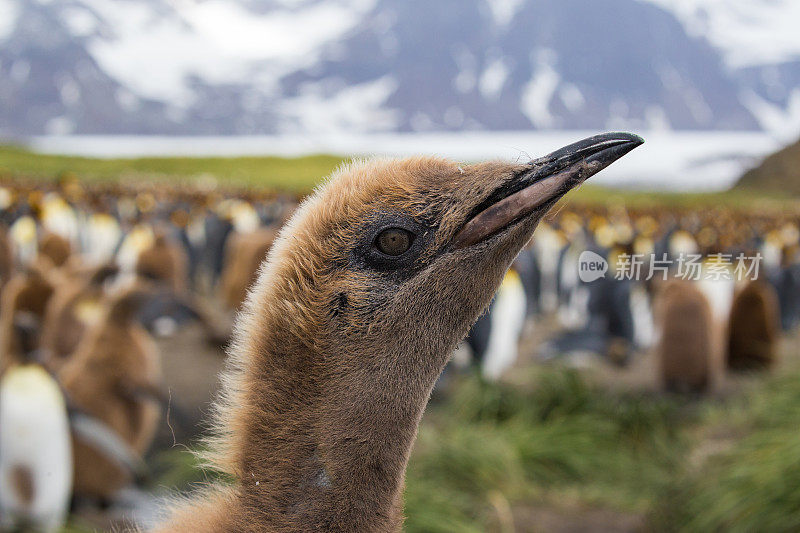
[23,130,783,191]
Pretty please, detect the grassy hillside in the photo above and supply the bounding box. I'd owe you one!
[736,137,800,197]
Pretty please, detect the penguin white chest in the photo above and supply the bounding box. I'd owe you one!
[482,271,527,380]
[0,366,73,533]
[697,277,734,324]
[84,214,122,264]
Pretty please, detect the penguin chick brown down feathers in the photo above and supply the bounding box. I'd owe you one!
[135,233,188,292]
[0,226,12,292]
[727,280,780,371]
[656,280,718,394]
[220,227,278,311]
[156,133,643,533]
[0,262,56,372]
[59,287,162,499]
[38,232,72,268]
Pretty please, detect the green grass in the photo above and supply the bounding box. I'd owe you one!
[409,365,800,532]
[0,144,345,193]
[651,370,800,532]
[404,370,689,531]
[567,185,799,210]
[134,365,800,532]
[3,144,799,209]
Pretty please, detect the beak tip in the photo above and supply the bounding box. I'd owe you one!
[581,132,645,171]
[611,132,645,146]
[453,132,644,249]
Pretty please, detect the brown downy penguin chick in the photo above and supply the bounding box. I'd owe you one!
[135,231,188,292]
[656,280,719,394]
[155,133,643,532]
[0,226,12,292]
[38,232,72,268]
[219,227,278,310]
[133,225,229,345]
[59,286,162,500]
[727,280,780,371]
[0,260,57,373]
[40,263,119,371]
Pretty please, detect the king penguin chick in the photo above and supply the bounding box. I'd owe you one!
[655,280,719,394]
[38,232,72,268]
[219,227,278,311]
[154,133,642,532]
[58,286,162,501]
[135,230,188,292]
[134,230,221,339]
[0,260,57,373]
[39,263,119,371]
[0,226,13,292]
[727,280,780,371]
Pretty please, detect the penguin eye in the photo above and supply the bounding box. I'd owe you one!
[356,217,428,273]
[375,228,414,256]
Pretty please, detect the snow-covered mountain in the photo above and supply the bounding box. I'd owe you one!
[0,0,798,136]
[640,0,800,139]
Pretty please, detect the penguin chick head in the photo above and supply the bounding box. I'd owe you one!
[243,133,642,385]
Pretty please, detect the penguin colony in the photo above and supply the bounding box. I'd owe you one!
[0,178,296,531]
[0,134,798,530]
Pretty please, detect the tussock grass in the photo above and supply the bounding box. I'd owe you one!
[124,365,800,532]
[407,366,800,531]
[651,369,800,532]
[656,430,800,533]
[404,370,689,531]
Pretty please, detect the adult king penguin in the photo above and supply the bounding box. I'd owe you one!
[0,365,73,533]
[155,133,643,533]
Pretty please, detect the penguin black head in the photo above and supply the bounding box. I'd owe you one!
[239,133,642,382]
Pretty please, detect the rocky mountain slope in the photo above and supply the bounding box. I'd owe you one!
[0,0,797,135]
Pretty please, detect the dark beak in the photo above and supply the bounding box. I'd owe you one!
[453,132,643,248]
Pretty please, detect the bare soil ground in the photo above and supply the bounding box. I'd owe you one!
[506,504,644,533]
[152,322,228,448]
